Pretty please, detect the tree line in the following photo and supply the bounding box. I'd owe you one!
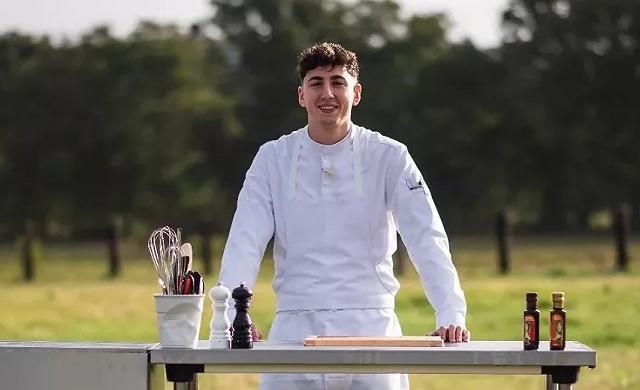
[0,0,638,240]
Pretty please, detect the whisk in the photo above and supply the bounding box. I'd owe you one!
[165,244,184,294]
[148,226,183,294]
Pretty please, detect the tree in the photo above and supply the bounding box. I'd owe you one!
[0,25,239,237]
[501,0,640,229]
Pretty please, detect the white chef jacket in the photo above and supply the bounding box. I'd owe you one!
[219,123,466,326]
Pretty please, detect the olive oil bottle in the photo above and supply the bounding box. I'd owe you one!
[549,292,566,350]
[523,292,539,350]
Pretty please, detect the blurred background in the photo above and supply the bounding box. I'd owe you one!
[1,0,639,389]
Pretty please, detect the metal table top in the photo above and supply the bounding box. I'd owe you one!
[0,341,153,353]
[150,340,596,368]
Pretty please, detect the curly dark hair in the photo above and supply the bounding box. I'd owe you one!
[297,42,359,82]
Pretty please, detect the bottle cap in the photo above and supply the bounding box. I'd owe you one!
[552,292,565,308]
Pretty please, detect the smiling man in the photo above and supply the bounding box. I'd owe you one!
[218,42,469,390]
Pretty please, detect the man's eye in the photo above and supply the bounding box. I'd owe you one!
[333,81,346,86]
[310,82,322,87]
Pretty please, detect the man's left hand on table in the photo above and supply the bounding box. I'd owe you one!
[429,325,470,342]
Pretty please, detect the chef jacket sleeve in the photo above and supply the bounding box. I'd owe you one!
[389,146,467,328]
[219,142,275,318]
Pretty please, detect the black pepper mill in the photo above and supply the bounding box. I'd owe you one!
[523,292,539,350]
[231,283,253,349]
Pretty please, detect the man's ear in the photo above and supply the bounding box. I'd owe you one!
[298,85,305,107]
[353,83,362,106]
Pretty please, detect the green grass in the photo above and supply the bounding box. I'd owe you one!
[1,235,639,389]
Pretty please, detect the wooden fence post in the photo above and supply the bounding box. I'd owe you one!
[613,204,631,272]
[107,216,122,278]
[22,220,35,281]
[496,211,511,275]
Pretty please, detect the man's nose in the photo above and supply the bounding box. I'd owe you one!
[320,82,334,98]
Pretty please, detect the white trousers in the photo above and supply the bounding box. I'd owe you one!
[260,308,410,390]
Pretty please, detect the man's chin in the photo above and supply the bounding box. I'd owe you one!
[318,117,346,128]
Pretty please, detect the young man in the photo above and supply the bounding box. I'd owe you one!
[218,42,469,390]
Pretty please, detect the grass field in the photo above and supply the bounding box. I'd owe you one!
[1,235,639,389]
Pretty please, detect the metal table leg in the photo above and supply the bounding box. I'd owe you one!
[166,364,203,390]
[174,377,197,390]
[542,366,579,390]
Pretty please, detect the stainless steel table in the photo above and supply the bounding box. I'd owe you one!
[0,341,162,390]
[150,340,596,389]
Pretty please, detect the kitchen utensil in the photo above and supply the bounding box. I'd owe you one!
[148,226,180,294]
[192,271,204,294]
[180,273,195,294]
[164,244,184,295]
[180,243,193,273]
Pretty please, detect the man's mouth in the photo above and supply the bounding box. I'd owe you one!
[318,104,339,113]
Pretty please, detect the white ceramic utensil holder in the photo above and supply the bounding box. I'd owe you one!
[154,294,204,348]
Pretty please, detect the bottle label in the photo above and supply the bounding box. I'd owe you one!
[524,314,536,345]
[550,313,564,347]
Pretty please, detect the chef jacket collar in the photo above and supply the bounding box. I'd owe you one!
[303,123,354,155]
[289,122,363,198]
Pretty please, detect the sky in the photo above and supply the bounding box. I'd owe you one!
[0,0,509,48]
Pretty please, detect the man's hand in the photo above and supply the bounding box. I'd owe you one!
[250,324,263,341]
[429,324,470,342]
[229,324,263,341]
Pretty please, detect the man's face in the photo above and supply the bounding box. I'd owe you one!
[298,65,362,129]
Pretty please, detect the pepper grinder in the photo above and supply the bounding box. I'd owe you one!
[209,281,231,349]
[231,283,253,349]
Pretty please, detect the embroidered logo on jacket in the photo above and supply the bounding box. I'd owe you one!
[405,178,423,191]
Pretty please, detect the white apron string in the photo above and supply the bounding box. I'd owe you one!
[352,126,363,196]
[288,129,303,199]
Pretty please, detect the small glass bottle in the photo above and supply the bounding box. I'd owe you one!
[549,292,566,350]
[523,292,539,350]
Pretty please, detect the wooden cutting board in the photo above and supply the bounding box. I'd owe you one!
[303,336,444,347]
